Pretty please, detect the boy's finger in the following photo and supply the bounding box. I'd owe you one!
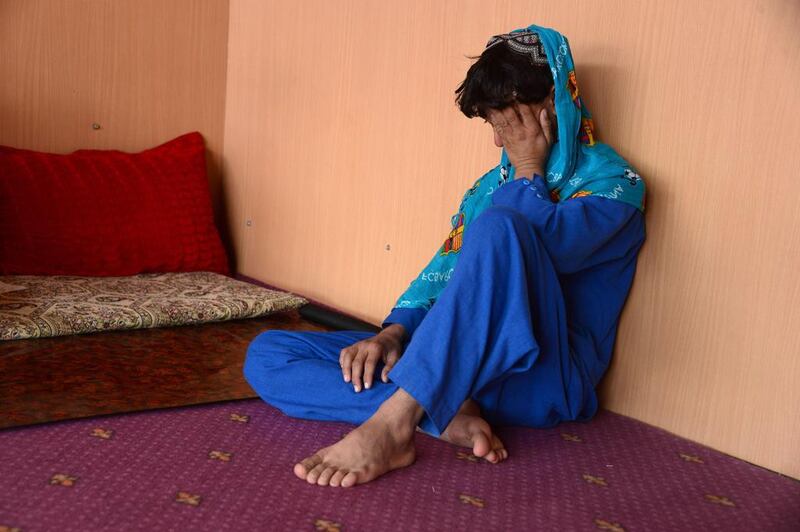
[539,108,553,145]
[517,103,536,128]
[363,355,377,390]
[511,103,526,124]
[351,352,365,392]
[339,345,354,367]
[486,109,505,130]
[340,349,354,382]
[381,352,400,383]
[501,105,520,128]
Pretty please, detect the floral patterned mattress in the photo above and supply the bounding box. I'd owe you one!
[0,272,307,341]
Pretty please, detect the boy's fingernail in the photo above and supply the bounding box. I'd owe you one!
[354,385,360,392]
[365,382,371,389]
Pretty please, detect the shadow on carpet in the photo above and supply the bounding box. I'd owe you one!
[0,400,798,531]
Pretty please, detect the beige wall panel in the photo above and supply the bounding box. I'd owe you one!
[0,0,230,233]
[224,0,799,477]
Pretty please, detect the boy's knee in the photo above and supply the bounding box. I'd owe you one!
[467,206,529,243]
[248,329,284,354]
[244,330,292,383]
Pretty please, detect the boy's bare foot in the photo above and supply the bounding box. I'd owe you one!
[293,389,422,487]
[439,399,508,463]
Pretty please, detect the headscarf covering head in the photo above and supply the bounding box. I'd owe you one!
[493,25,645,210]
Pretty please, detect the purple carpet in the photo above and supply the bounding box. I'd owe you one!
[0,400,797,531]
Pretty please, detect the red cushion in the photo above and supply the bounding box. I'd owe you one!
[0,132,229,276]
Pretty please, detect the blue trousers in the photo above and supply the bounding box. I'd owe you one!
[244,207,589,436]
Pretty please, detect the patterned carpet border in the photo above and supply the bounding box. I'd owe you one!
[1,401,798,531]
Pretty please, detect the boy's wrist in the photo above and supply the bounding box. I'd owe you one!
[515,165,544,179]
[380,323,407,342]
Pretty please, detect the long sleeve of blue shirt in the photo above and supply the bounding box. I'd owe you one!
[491,175,644,274]
[383,175,644,342]
[381,306,428,344]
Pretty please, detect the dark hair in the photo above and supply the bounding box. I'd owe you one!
[455,42,554,119]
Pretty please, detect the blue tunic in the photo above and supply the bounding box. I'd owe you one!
[244,175,645,435]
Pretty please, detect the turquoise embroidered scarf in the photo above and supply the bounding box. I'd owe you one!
[393,25,645,311]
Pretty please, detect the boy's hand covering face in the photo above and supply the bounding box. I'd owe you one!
[487,102,554,178]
